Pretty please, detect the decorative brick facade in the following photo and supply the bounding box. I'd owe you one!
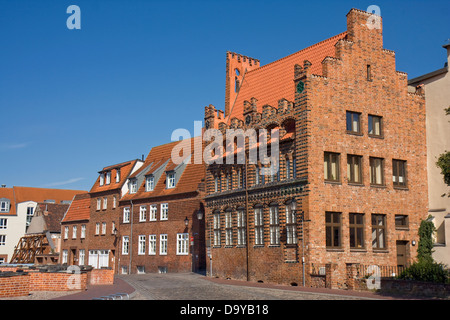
[204,8,428,289]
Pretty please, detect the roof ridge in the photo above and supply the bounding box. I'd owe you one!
[245,31,347,75]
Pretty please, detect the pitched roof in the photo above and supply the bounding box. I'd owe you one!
[61,193,91,223]
[33,203,71,232]
[13,186,87,204]
[89,159,141,193]
[121,137,205,202]
[227,32,347,120]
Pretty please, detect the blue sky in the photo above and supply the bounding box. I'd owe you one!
[0,0,449,191]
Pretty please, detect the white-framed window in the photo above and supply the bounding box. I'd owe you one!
[106,171,111,185]
[139,205,147,222]
[237,208,246,246]
[116,169,121,183]
[0,219,7,230]
[160,234,168,255]
[26,206,34,226]
[146,176,155,191]
[167,172,175,189]
[103,197,107,210]
[72,225,77,239]
[79,249,85,265]
[96,198,101,211]
[122,236,129,255]
[138,235,146,255]
[130,179,138,194]
[254,206,264,245]
[99,173,105,186]
[95,223,100,235]
[269,205,280,245]
[160,203,168,220]
[64,226,69,239]
[123,207,130,223]
[137,266,145,274]
[149,205,157,221]
[286,203,297,245]
[62,250,68,264]
[0,235,6,246]
[88,250,109,269]
[213,211,220,246]
[149,235,156,255]
[0,200,10,213]
[225,210,232,246]
[113,196,117,209]
[177,233,189,255]
[81,224,86,238]
[102,222,107,235]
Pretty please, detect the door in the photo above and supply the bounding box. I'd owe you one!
[396,241,408,268]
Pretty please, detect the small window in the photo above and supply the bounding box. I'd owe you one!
[225,209,233,246]
[346,111,361,134]
[347,154,363,184]
[370,157,385,186]
[393,160,407,187]
[167,172,175,189]
[123,207,130,223]
[367,64,372,81]
[237,208,246,246]
[177,233,189,255]
[160,203,168,220]
[146,176,155,191]
[326,212,341,248]
[149,205,157,221]
[254,206,264,245]
[139,206,147,222]
[160,234,168,255]
[0,200,10,213]
[349,213,364,249]
[138,235,146,255]
[395,215,409,229]
[96,198,101,211]
[103,197,107,210]
[64,226,69,239]
[116,169,121,183]
[213,211,221,246]
[72,226,77,239]
[0,218,7,229]
[324,152,340,182]
[99,173,105,186]
[269,205,280,245]
[95,223,100,235]
[102,222,106,235]
[81,224,86,238]
[122,236,129,255]
[105,172,111,185]
[368,115,382,137]
[149,235,157,255]
[129,179,138,194]
[372,214,386,250]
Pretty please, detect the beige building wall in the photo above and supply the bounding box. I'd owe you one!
[409,43,450,266]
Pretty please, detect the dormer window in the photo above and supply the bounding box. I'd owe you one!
[116,169,121,183]
[129,179,138,194]
[167,172,175,189]
[99,173,105,186]
[0,199,10,213]
[146,175,155,191]
[105,171,111,185]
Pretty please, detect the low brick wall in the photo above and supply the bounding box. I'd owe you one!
[88,268,114,285]
[30,272,87,291]
[0,265,115,297]
[0,274,30,298]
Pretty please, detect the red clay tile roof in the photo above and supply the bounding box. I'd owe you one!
[0,187,16,215]
[227,32,347,120]
[121,137,204,202]
[89,159,141,193]
[13,186,87,204]
[61,193,91,223]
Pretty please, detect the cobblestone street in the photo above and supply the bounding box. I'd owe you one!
[118,272,386,300]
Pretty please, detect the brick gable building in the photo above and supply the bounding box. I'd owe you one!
[203,8,428,288]
[118,138,206,274]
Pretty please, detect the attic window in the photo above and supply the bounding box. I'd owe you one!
[146,175,155,191]
[129,179,138,194]
[0,199,10,213]
[105,171,111,185]
[167,172,175,189]
[99,173,105,186]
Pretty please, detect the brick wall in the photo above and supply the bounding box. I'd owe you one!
[29,272,87,291]
[0,274,30,297]
[88,268,114,285]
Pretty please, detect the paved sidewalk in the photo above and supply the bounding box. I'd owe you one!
[51,277,136,300]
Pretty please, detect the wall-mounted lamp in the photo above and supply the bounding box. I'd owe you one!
[197,209,203,220]
[412,240,416,246]
[184,216,189,227]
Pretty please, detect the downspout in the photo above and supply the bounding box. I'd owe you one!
[128,200,134,274]
[245,150,249,282]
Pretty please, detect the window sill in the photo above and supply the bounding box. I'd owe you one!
[326,248,344,252]
[370,184,386,189]
[253,245,264,248]
[346,131,363,137]
[325,180,341,185]
[393,186,409,191]
[348,182,364,187]
[395,227,409,231]
[269,244,281,248]
[350,248,367,253]
[373,249,389,253]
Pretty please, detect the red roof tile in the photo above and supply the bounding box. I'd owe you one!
[61,193,91,223]
[227,32,347,120]
[89,159,141,193]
